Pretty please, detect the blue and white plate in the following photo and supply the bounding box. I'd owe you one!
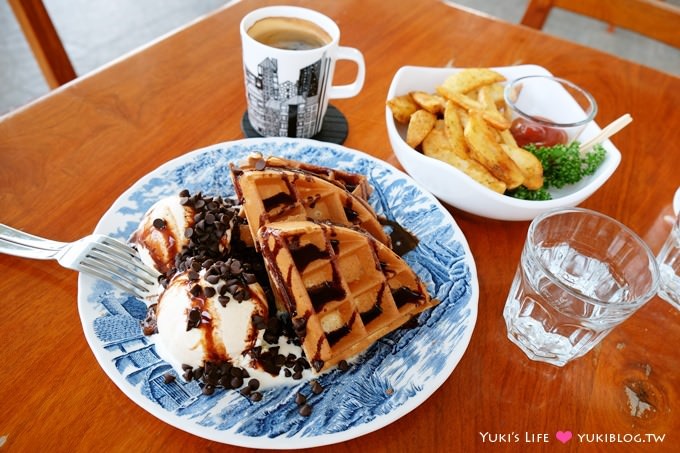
[78,138,478,449]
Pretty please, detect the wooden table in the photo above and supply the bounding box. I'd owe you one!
[1,0,678,451]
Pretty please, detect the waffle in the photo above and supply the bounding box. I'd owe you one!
[257,220,437,372]
[233,153,372,200]
[231,165,391,248]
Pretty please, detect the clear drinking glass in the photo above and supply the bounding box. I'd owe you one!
[503,208,660,366]
[657,214,680,310]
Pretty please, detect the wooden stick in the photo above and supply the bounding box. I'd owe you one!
[579,113,632,154]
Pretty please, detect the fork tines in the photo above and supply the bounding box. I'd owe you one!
[82,237,159,297]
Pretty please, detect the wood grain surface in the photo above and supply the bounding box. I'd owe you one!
[1,0,678,451]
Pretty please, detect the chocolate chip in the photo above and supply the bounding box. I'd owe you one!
[274,354,286,366]
[295,392,307,405]
[298,404,312,417]
[204,286,216,298]
[250,391,263,402]
[189,284,203,297]
[338,360,350,371]
[252,315,266,330]
[310,380,324,395]
[263,331,279,344]
[163,372,175,384]
[229,260,242,274]
[292,317,306,330]
[248,379,260,391]
[141,304,158,336]
[202,384,215,395]
[230,376,243,388]
[312,360,324,372]
[233,288,247,302]
[219,375,232,388]
[186,307,201,330]
[152,218,166,229]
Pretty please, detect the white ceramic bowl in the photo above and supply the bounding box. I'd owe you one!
[385,65,622,221]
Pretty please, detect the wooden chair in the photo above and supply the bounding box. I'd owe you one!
[9,0,77,89]
[520,0,680,49]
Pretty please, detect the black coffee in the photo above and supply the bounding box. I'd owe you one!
[247,16,332,50]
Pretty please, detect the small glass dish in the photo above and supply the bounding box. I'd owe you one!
[504,75,598,148]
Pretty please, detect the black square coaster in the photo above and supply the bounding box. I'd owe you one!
[241,104,349,145]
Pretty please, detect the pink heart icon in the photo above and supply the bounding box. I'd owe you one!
[556,431,572,443]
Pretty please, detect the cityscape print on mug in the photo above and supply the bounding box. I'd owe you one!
[245,54,331,138]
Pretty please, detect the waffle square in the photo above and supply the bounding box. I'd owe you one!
[258,220,436,372]
[231,166,391,248]
[232,153,372,200]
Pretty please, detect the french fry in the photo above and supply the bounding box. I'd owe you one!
[406,109,436,148]
[463,111,525,189]
[488,83,506,108]
[443,100,468,159]
[422,120,506,193]
[502,144,544,190]
[440,68,505,94]
[387,94,419,124]
[410,91,446,115]
[499,129,518,148]
[421,120,451,155]
[436,85,484,111]
[478,85,511,130]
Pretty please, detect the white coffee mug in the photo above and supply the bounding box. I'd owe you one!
[240,6,365,138]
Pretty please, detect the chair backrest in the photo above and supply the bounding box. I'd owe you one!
[9,0,77,89]
[520,0,680,49]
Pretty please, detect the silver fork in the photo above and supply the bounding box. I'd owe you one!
[0,224,160,298]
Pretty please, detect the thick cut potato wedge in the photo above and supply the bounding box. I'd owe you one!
[387,94,419,124]
[406,109,436,148]
[464,111,524,189]
[422,120,506,193]
[410,91,446,115]
[436,85,484,111]
[443,101,468,159]
[502,144,544,190]
[440,68,506,94]
[478,86,511,130]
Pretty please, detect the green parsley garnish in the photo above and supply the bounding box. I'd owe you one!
[507,142,606,200]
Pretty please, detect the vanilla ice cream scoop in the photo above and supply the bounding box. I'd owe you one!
[130,190,240,275]
[153,261,269,373]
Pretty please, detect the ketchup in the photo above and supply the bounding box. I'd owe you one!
[510,117,568,148]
